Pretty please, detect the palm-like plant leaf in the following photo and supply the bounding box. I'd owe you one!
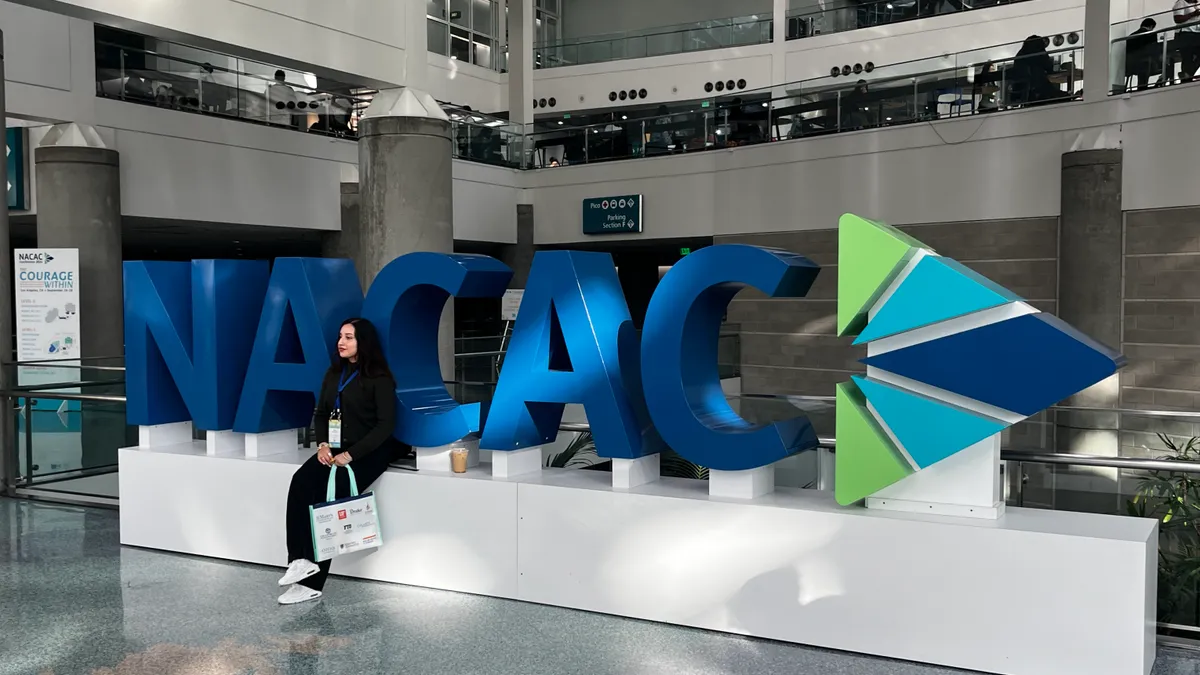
[545,432,598,468]
[660,448,708,480]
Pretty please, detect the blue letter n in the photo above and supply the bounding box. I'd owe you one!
[124,260,269,429]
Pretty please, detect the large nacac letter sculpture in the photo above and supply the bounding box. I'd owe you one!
[124,213,1125,505]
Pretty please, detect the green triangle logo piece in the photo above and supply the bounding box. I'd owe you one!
[836,214,927,337]
[834,380,914,506]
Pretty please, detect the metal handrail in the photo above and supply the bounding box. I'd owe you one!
[556,426,1200,475]
[733,393,1200,421]
[1002,450,1200,473]
[814,436,1200,474]
[2,392,126,403]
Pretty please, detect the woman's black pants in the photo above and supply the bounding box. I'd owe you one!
[285,445,399,591]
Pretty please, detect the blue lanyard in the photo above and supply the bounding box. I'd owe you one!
[334,369,359,411]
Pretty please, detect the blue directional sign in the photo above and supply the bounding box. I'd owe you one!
[583,195,642,235]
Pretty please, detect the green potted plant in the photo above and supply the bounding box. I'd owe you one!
[1128,433,1200,625]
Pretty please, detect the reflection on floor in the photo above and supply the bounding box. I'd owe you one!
[3,497,1200,675]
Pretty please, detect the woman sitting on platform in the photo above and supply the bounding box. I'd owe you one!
[277,317,404,605]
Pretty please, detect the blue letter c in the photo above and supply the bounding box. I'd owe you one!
[640,245,821,471]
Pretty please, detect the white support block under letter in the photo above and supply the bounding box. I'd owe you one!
[206,430,244,456]
[244,429,299,458]
[492,447,542,478]
[612,455,660,489]
[710,465,775,499]
[138,422,192,449]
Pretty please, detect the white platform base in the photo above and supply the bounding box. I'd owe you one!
[491,446,542,478]
[138,422,192,448]
[612,455,659,489]
[243,429,299,458]
[119,444,1157,675]
[416,438,480,472]
[709,465,775,499]
[205,430,244,456]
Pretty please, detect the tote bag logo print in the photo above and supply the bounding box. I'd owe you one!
[308,466,382,562]
[833,214,1126,506]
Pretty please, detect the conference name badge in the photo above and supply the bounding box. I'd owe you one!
[328,413,342,449]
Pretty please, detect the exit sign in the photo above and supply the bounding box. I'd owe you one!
[680,247,691,256]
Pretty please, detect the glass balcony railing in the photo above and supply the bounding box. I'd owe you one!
[534,14,773,69]
[524,35,1083,167]
[94,34,525,168]
[444,105,527,169]
[94,30,1084,171]
[786,0,1029,40]
[95,39,377,138]
[1111,9,1200,93]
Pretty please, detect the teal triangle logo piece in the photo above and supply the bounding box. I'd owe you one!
[853,256,1020,345]
[853,375,1007,469]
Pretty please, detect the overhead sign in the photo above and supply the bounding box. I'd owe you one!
[582,195,642,235]
[122,215,1122,505]
[7,127,26,211]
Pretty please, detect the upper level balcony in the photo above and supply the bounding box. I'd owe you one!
[1110,7,1200,93]
[785,0,1032,40]
[534,14,774,69]
[93,23,1088,172]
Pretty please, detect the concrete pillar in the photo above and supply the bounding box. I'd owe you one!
[771,0,787,96]
[507,0,535,126]
[499,205,535,288]
[358,88,454,377]
[35,123,124,475]
[35,124,123,360]
[404,0,429,89]
[615,251,660,329]
[1084,0,1112,100]
[1061,149,1123,363]
[1054,149,1123,510]
[322,182,365,289]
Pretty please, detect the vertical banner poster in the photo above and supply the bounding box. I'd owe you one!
[14,248,82,474]
[15,248,81,369]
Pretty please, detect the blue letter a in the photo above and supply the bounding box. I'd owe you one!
[480,251,653,458]
[124,260,269,429]
[234,258,362,433]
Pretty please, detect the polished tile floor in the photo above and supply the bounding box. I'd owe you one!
[3,497,1200,675]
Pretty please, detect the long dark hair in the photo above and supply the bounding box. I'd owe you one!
[332,318,392,378]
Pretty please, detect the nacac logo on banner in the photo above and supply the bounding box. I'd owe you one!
[124,214,1125,504]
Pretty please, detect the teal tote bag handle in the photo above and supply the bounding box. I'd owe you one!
[325,465,360,502]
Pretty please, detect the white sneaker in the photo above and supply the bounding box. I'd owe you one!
[278,559,320,586]
[278,584,322,605]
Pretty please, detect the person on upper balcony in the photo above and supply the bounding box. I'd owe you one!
[1174,0,1200,82]
[267,70,297,127]
[1011,36,1058,105]
[1126,18,1165,89]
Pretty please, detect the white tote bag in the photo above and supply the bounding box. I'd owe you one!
[308,465,382,562]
